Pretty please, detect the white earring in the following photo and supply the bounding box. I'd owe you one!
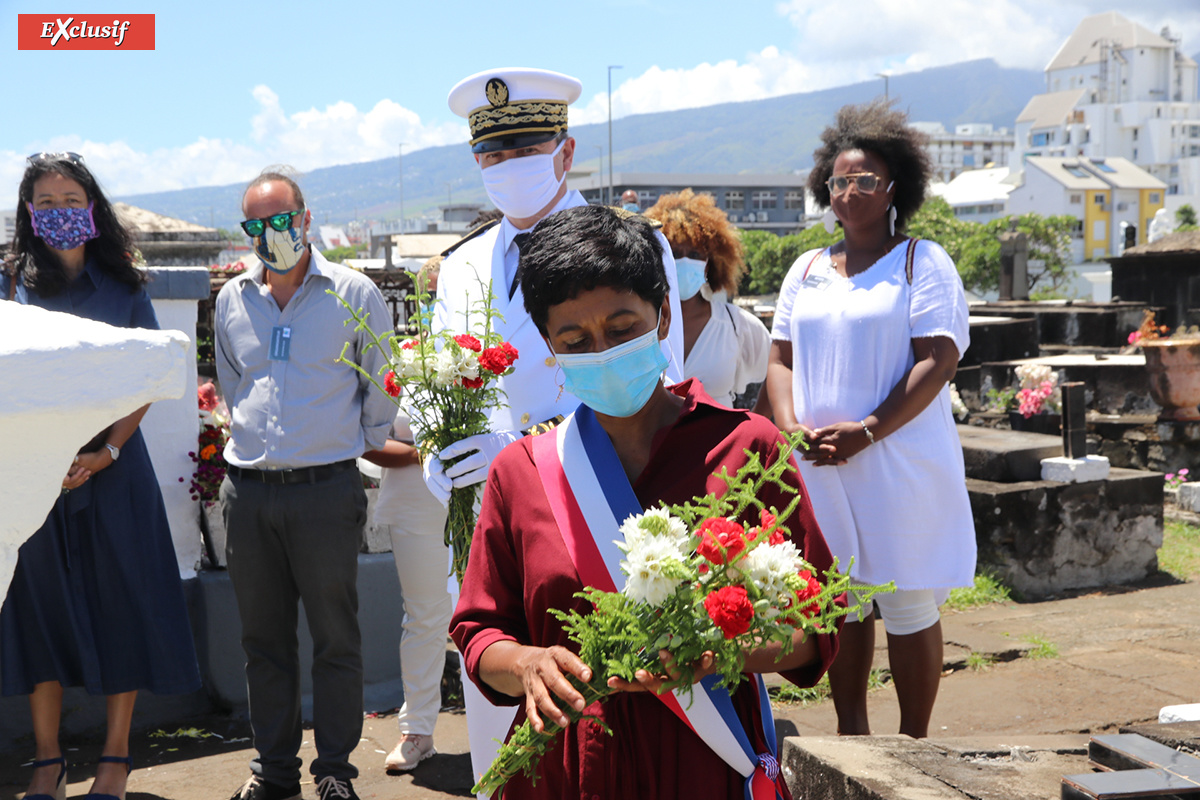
[888,206,897,236]
[823,208,838,235]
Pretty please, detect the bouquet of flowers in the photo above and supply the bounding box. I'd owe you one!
[188,382,229,507]
[1127,309,1200,345]
[331,282,518,583]
[475,433,887,797]
[986,363,1062,419]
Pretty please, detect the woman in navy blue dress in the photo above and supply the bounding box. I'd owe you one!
[1,153,201,800]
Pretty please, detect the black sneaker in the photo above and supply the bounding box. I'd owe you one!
[229,776,301,800]
[316,776,358,800]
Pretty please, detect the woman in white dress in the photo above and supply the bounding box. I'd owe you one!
[645,189,770,409]
[766,100,975,739]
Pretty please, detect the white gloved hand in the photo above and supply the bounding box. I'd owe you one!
[439,430,521,489]
[421,453,453,507]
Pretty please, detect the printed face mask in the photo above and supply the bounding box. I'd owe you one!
[552,313,668,418]
[254,219,306,274]
[673,257,707,300]
[28,203,98,251]
[481,140,566,219]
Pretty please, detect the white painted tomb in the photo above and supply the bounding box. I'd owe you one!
[0,301,189,599]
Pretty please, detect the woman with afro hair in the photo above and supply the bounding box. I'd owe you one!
[766,100,975,739]
[645,189,771,409]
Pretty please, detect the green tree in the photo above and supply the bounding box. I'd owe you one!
[321,245,360,263]
[739,226,841,296]
[1177,204,1198,230]
[908,197,1074,295]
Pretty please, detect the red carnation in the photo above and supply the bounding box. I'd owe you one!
[783,569,822,622]
[384,371,402,397]
[454,334,482,352]
[696,517,748,565]
[461,376,484,389]
[479,347,510,376]
[500,341,519,364]
[400,339,416,350]
[704,586,754,639]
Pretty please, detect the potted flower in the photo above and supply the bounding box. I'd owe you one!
[985,363,1062,434]
[190,381,231,567]
[1128,311,1200,421]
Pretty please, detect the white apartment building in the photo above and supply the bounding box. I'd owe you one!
[929,167,1018,224]
[1007,156,1165,261]
[913,122,1015,183]
[1014,11,1200,195]
[0,210,14,245]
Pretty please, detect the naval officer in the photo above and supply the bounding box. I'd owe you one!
[420,66,686,794]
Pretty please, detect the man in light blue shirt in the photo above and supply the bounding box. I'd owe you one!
[215,169,393,800]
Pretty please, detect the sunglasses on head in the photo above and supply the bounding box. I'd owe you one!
[826,173,889,196]
[28,151,86,167]
[240,208,304,237]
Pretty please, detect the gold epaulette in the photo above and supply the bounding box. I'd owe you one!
[523,415,565,437]
[440,218,502,259]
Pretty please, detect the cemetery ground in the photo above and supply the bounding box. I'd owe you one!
[2,515,1199,800]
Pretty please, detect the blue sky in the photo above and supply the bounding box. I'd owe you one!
[3,0,1198,204]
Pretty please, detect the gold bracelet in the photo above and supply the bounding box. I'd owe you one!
[860,420,875,444]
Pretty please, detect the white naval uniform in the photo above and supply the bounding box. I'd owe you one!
[431,190,685,795]
[433,190,685,434]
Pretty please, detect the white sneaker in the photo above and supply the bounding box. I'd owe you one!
[384,734,436,771]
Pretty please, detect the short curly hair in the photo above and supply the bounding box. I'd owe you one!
[644,188,745,296]
[807,100,932,232]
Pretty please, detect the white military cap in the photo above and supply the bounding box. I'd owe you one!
[447,67,583,153]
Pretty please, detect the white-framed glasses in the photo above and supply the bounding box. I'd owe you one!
[826,173,889,196]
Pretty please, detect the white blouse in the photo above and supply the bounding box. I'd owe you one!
[771,239,976,592]
[683,292,771,407]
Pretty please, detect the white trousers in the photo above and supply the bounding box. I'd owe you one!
[386,523,454,736]
[460,653,517,800]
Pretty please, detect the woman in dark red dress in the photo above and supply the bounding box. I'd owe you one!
[450,205,840,799]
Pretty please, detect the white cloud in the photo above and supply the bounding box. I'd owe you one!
[2,87,470,202]
[570,0,1200,126]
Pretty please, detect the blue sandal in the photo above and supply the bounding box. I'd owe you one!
[83,755,131,800]
[25,756,67,800]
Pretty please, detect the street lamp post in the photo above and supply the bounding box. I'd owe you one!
[608,65,622,207]
[446,182,452,206]
[877,71,890,101]
[593,145,603,204]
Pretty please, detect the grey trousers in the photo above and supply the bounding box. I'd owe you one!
[222,468,367,784]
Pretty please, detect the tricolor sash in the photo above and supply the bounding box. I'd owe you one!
[531,405,784,800]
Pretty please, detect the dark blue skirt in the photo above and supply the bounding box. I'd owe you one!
[0,429,202,696]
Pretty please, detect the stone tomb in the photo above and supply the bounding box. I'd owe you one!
[782,722,1200,800]
[959,425,1162,599]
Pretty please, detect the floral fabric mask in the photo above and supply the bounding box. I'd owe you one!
[28,203,98,251]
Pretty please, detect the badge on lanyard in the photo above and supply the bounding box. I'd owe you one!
[801,271,834,291]
[269,325,292,361]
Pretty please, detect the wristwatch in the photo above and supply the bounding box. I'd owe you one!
[104,443,120,461]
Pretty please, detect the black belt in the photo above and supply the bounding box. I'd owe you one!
[226,459,358,485]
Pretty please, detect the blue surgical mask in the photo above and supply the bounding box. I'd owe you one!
[552,314,668,418]
[674,257,707,300]
[623,203,640,212]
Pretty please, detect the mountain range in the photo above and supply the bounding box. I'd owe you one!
[119,58,1046,232]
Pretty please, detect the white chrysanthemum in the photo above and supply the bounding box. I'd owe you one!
[617,509,689,554]
[457,349,480,381]
[433,349,461,388]
[397,347,424,381]
[741,540,804,597]
[1015,363,1053,389]
[621,536,683,606]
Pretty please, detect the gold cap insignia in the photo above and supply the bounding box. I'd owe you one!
[485,78,509,109]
